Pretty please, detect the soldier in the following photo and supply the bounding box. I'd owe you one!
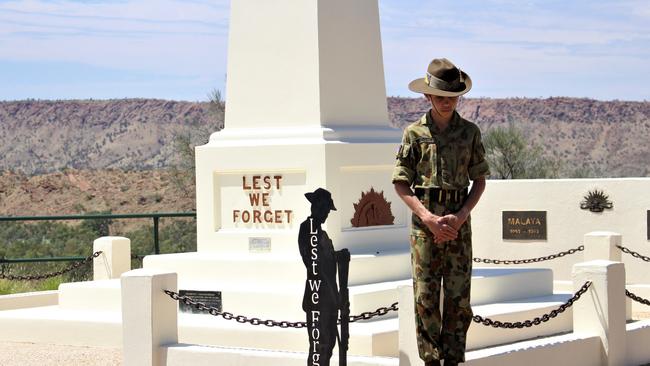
[298,188,348,366]
[392,58,490,366]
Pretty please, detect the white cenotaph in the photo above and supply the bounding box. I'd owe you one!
[142,0,410,356]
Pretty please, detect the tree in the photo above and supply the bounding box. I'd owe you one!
[169,89,225,198]
[483,124,562,179]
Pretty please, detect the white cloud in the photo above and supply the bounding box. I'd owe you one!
[379,0,649,100]
[0,0,230,72]
[0,0,648,100]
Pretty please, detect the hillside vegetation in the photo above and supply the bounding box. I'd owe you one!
[1,97,648,177]
[390,97,650,177]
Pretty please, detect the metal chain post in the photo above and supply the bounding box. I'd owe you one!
[472,281,592,328]
[0,251,102,281]
[473,245,584,265]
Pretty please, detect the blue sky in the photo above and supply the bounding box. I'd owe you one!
[0,0,648,101]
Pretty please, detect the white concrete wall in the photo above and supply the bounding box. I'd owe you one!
[472,178,650,284]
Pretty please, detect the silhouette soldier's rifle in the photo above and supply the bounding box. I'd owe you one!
[337,249,351,366]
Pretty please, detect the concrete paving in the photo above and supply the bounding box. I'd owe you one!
[0,342,121,366]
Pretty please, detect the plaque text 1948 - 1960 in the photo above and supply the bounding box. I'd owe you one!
[502,211,547,240]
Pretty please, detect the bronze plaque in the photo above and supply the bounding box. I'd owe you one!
[502,211,547,240]
[178,290,222,314]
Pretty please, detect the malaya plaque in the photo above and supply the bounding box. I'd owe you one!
[502,211,547,240]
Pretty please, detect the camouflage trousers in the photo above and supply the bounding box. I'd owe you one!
[410,199,473,363]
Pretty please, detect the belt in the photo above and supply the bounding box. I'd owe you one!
[414,187,468,204]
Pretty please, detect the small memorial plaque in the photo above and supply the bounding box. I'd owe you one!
[249,237,272,253]
[502,211,547,240]
[178,290,222,314]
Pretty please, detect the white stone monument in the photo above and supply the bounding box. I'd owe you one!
[145,0,409,332]
[197,0,405,254]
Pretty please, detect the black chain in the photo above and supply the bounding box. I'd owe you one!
[473,245,584,265]
[626,289,650,307]
[163,290,398,328]
[0,251,103,281]
[348,302,399,323]
[617,245,650,262]
[472,281,592,328]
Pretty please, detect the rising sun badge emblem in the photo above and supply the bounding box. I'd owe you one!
[580,189,613,213]
[351,188,395,227]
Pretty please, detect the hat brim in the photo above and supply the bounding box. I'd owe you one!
[304,192,337,211]
[408,72,472,97]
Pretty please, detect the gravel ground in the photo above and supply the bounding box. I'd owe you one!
[0,342,121,366]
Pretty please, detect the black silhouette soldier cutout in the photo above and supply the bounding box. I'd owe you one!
[299,188,351,366]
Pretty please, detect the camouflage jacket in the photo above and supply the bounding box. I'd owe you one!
[392,110,490,190]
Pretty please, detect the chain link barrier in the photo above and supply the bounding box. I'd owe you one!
[163,289,398,328]
[473,245,584,265]
[617,245,650,263]
[472,281,592,328]
[348,302,399,323]
[626,289,650,307]
[165,283,594,331]
[0,251,102,281]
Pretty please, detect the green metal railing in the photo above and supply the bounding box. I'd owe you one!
[0,212,196,265]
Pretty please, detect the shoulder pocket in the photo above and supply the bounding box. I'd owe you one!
[401,143,411,158]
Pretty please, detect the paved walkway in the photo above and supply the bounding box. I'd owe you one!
[0,342,121,366]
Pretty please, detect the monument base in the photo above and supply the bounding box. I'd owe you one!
[0,265,598,357]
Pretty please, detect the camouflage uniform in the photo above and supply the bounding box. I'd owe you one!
[392,110,490,363]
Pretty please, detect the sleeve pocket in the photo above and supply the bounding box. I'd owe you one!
[401,143,411,158]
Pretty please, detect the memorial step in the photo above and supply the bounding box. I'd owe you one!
[0,291,594,356]
[58,267,554,319]
[0,305,398,357]
[467,293,574,350]
[163,343,399,366]
[399,290,577,358]
[142,250,411,288]
[58,277,407,319]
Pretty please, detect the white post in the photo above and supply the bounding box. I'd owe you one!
[572,260,626,366]
[93,236,131,280]
[583,232,622,262]
[121,269,178,366]
[398,284,424,366]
